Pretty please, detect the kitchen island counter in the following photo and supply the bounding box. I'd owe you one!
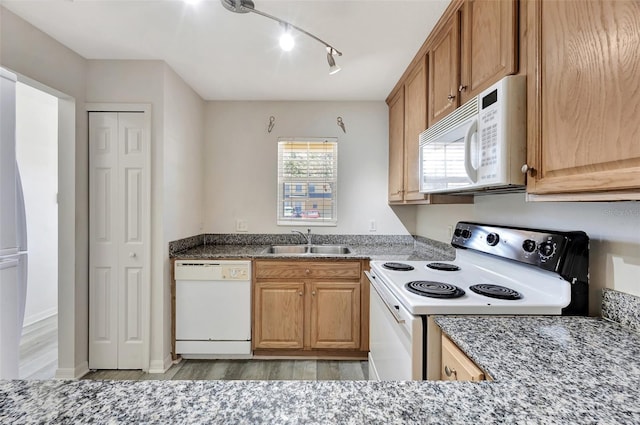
[4,293,640,425]
[2,371,638,424]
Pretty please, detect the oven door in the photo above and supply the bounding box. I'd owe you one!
[365,271,423,380]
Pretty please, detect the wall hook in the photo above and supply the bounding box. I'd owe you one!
[337,116,346,133]
[268,116,276,133]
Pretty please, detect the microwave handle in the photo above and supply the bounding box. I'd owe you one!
[464,119,478,183]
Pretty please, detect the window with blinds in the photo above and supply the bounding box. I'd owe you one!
[277,138,338,226]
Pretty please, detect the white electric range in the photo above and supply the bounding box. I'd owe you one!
[366,221,589,381]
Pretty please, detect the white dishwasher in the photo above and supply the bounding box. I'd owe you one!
[175,260,251,357]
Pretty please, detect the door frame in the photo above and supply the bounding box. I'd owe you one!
[86,103,151,372]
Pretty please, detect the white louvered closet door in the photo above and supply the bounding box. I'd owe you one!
[89,112,149,369]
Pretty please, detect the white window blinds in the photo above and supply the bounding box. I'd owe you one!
[277,138,338,226]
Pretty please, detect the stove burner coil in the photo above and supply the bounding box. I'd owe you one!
[405,281,465,299]
[382,262,414,271]
[426,262,461,271]
[469,284,522,300]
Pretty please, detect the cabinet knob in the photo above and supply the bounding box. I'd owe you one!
[447,94,456,101]
[312,291,316,296]
[299,291,303,296]
[444,365,457,379]
[521,164,536,175]
[458,85,467,92]
[129,252,136,258]
[305,269,310,274]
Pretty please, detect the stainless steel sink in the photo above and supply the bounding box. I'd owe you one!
[262,245,309,254]
[308,245,351,254]
[261,245,351,255]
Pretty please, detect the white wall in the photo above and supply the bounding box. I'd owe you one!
[16,82,58,326]
[204,101,410,235]
[162,65,205,368]
[1,6,88,378]
[415,194,640,314]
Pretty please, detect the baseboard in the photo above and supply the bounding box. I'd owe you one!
[148,354,173,374]
[23,309,58,329]
[55,361,89,380]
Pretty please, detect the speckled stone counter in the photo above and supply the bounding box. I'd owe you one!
[169,233,454,261]
[4,290,640,423]
[2,369,639,424]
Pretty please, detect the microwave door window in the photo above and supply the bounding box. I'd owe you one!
[422,137,470,192]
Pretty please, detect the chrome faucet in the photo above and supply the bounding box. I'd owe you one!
[292,229,312,245]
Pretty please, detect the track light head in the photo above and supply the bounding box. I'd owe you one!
[220,0,254,13]
[327,48,341,75]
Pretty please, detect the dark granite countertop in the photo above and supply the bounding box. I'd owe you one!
[169,234,455,262]
[171,243,441,261]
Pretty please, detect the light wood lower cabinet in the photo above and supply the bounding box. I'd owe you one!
[441,335,486,382]
[253,259,368,356]
[253,281,305,349]
[309,281,360,349]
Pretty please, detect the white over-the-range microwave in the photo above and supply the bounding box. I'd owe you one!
[419,75,526,194]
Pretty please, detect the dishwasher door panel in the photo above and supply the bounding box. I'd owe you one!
[176,279,251,341]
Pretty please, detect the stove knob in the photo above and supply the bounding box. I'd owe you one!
[454,228,463,237]
[486,233,499,246]
[538,241,556,259]
[522,239,536,253]
[461,229,472,239]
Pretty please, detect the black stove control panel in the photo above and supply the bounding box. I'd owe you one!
[451,221,589,316]
[452,222,584,267]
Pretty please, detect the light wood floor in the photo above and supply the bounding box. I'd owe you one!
[19,314,58,380]
[83,359,369,381]
[17,314,369,381]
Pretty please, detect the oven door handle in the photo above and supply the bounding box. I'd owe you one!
[365,271,405,324]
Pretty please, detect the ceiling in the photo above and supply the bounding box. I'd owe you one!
[2,0,450,101]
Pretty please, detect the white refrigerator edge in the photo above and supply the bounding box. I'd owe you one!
[0,67,29,379]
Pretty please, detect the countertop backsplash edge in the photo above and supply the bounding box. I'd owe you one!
[601,288,640,333]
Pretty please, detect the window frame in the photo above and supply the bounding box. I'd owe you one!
[276,137,338,227]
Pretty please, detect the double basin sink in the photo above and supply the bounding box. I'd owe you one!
[261,245,352,255]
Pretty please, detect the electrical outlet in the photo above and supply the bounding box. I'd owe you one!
[369,219,377,232]
[236,219,248,232]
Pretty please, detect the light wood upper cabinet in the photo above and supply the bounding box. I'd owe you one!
[404,58,429,201]
[387,57,471,205]
[428,0,518,125]
[526,0,640,197]
[429,13,461,126]
[388,87,405,203]
[253,260,368,354]
[460,0,518,104]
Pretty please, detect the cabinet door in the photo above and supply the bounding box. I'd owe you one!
[441,335,485,382]
[388,88,405,202]
[429,13,461,126]
[403,57,429,201]
[460,0,517,104]
[309,282,361,350]
[253,281,304,349]
[526,0,640,195]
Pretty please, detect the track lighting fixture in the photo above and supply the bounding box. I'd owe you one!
[220,0,343,74]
